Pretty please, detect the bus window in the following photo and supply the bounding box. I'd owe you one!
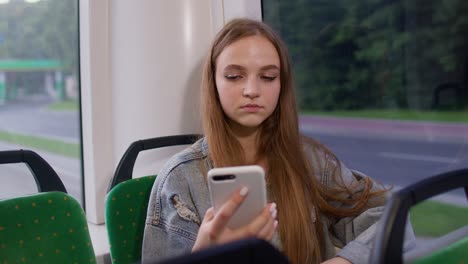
[263,0,468,243]
[0,0,82,205]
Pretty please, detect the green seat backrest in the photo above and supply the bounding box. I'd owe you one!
[412,236,468,264]
[105,175,156,264]
[0,192,96,263]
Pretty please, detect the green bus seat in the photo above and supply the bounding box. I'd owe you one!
[0,149,96,263]
[0,192,96,263]
[106,134,201,264]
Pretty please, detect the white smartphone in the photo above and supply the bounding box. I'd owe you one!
[207,165,267,229]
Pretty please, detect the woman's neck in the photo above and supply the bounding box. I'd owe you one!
[240,136,268,173]
[238,133,269,175]
[237,133,258,163]
[228,121,268,169]
[228,121,259,162]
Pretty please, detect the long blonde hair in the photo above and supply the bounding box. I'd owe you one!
[201,18,385,263]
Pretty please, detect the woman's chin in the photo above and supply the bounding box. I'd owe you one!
[228,119,265,132]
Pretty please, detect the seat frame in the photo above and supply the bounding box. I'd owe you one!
[108,134,201,192]
[370,168,468,264]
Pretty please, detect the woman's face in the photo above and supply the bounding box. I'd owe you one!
[215,35,281,133]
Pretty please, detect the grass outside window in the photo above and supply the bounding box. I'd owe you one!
[410,200,468,237]
[0,130,80,159]
[305,110,468,123]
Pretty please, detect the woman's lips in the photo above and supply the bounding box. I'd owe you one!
[241,104,262,113]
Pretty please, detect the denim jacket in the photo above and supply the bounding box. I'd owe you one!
[142,138,415,263]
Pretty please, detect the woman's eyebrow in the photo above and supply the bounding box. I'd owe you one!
[224,64,279,71]
[260,65,280,71]
[224,64,245,71]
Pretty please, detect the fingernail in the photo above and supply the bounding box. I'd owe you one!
[239,186,248,196]
[269,203,276,213]
[274,220,278,228]
[271,209,277,219]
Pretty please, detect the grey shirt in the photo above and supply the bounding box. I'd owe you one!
[142,138,415,263]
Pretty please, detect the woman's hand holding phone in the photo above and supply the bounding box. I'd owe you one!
[191,187,278,252]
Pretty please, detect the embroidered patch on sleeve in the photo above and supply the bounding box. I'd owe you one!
[170,194,201,224]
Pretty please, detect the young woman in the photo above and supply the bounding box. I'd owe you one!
[142,18,415,264]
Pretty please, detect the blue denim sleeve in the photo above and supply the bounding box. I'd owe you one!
[142,163,201,264]
[334,211,416,264]
[330,165,416,263]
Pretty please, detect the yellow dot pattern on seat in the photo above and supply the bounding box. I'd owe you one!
[106,175,156,264]
[0,192,96,263]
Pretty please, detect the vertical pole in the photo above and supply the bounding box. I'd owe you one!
[0,71,6,105]
[8,73,16,100]
[54,70,64,100]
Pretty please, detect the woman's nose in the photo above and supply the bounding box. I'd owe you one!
[242,79,260,98]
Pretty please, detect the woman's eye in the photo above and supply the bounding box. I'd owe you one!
[225,75,242,80]
[261,76,277,81]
